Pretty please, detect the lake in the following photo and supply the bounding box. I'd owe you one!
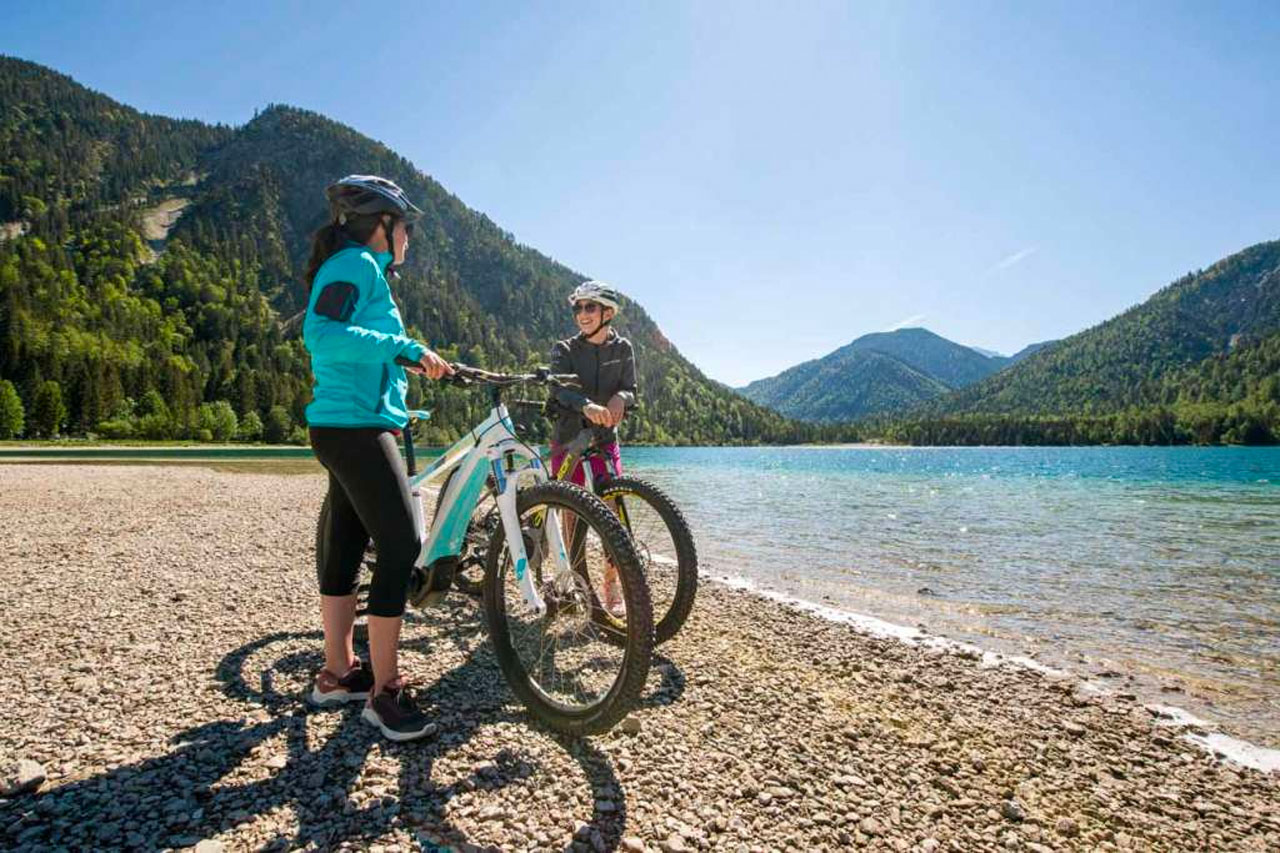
[621,446,1280,747]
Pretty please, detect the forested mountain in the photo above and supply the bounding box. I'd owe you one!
[737,327,1004,421]
[923,241,1280,415]
[0,56,830,445]
[883,241,1280,444]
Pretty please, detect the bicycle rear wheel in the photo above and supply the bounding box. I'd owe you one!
[597,476,698,644]
[484,480,653,735]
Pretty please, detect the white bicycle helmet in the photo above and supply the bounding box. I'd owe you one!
[568,280,621,312]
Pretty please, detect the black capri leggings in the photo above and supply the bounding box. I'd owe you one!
[310,427,419,618]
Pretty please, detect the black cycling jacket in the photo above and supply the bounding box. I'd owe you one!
[548,331,637,446]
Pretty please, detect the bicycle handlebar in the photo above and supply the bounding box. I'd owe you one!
[393,357,580,390]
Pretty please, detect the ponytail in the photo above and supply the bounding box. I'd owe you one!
[305,223,345,290]
[305,214,382,291]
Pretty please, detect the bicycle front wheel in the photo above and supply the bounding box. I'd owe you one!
[483,480,653,735]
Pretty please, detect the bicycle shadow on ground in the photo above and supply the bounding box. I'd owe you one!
[641,652,686,709]
[0,607,629,852]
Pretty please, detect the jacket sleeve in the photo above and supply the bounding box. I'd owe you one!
[304,271,425,364]
[615,339,638,407]
[550,340,591,412]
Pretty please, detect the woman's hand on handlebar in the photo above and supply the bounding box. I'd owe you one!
[404,349,454,380]
[606,395,627,427]
[583,402,613,427]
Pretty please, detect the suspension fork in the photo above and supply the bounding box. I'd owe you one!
[491,454,574,614]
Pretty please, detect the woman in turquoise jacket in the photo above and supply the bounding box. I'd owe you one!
[302,175,451,741]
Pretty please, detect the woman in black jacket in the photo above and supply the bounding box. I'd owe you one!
[547,280,637,614]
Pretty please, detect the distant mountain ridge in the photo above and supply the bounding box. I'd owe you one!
[737,327,1010,421]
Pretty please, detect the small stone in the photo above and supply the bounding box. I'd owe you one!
[859,817,882,836]
[265,755,288,769]
[0,759,46,796]
[1001,800,1026,822]
[920,841,940,853]
[1063,721,1086,737]
[621,838,645,853]
[1055,817,1079,838]
[73,675,100,693]
[195,842,225,853]
[619,717,643,736]
[661,834,689,853]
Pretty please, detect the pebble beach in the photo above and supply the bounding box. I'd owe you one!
[0,464,1276,852]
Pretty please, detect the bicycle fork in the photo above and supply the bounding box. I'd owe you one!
[491,459,574,617]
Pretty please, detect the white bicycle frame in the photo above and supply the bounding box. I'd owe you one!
[405,403,571,616]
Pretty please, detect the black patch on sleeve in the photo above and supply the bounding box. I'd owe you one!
[314,281,359,322]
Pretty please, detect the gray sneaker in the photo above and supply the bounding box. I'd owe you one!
[362,679,436,741]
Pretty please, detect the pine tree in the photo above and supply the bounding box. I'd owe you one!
[31,380,66,438]
[0,379,24,438]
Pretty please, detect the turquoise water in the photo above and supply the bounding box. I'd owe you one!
[622,446,1280,745]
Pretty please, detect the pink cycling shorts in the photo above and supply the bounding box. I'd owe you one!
[549,441,622,487]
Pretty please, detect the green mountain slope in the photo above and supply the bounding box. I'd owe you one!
[0,57,820,445]
[927,240,1280,416]
[844,328,1009,388]
[0,57,230,227]
[880,242,1280,445]
[738,327,1003,421]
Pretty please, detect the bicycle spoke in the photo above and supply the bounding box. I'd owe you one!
[495,500,628,712]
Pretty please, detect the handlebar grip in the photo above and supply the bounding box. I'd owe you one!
[394,355,418,368]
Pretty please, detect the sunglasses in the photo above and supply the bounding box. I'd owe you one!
[572,302,601,315]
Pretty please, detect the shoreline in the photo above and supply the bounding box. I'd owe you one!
[706,572,1280,774]
[1,464,1276,851]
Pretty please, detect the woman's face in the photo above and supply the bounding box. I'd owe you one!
[392,219,411,264]
[574,300,612,335]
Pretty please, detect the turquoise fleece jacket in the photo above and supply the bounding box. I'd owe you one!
[303,243,426,429]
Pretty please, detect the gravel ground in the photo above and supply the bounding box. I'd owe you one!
[0,464,1276,852]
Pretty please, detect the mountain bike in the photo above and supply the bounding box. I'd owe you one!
[447,413,697,646]
[314,364,654,735]
[548,425,697,645]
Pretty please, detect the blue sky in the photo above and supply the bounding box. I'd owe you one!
[4,1,1278,384]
